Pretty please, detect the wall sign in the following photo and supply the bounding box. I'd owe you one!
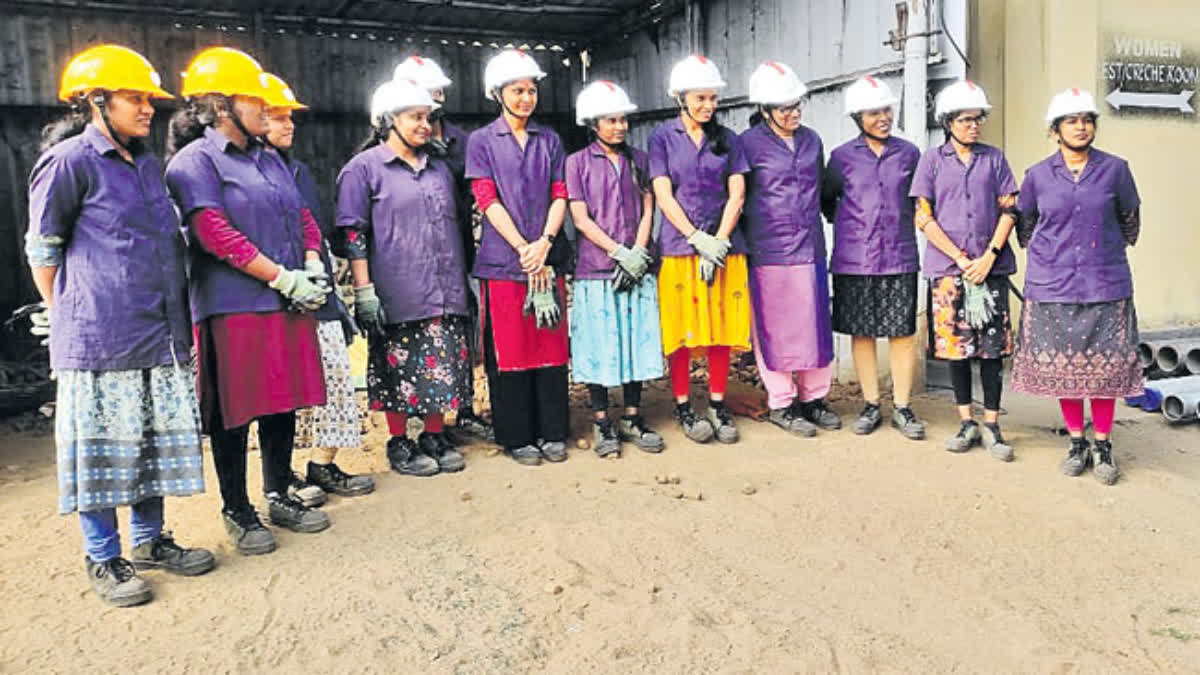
[1101,34,1198,119]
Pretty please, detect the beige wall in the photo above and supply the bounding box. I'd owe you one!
[986,0,1200,328]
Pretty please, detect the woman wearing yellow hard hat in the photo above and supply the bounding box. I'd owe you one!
[26,44,214,607]
[260,73,375,500]
[164,47,333,555]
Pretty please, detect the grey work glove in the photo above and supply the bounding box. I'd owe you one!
[687,229,730,267]
[698,258,719,286]
[336,299,361,345]
[608,244,652,280]
[29,304,50,346]
[269,267,330,312]
[304,257,332,291]
[611,266,638,293]
[962,278,996,329]
[353,283,387,338]
[523,269,562,329]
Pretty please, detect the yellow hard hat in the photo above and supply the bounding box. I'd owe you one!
[59,44,173,102]
[180,47,268,99]
[261,73,308,110]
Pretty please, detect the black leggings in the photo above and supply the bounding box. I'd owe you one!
[949,358,1004,411]
[587,382,643,412]
[209,410,297,512]
[483,314,569,449]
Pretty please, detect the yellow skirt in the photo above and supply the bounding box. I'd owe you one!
[657,254,752,355]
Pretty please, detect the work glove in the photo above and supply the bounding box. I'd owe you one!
[304,258,332,292]
[29,303,50,346]
[698,258,719,286]
[270,267,329,312]
[353,283,387,338]
[687,229,730,267]
[523,269,562,329]
[962,278,996,329]
[611,266,638,293]
[608,244,652,281]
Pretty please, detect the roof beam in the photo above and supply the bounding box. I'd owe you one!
[384,0,624,16]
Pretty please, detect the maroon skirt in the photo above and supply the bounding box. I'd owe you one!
[195,311,326,432]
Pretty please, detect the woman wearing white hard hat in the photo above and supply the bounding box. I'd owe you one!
[567,80,665,457]
[336,79,473,478]
[394,54,495,446]
[821,75,926,440]
[648,54,751,446]
[465,49,571,465]
[911,79,1020,461]
[739,61,838,437]
[1011,89,1141,485]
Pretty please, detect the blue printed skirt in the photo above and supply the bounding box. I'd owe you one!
[570,276,665,387]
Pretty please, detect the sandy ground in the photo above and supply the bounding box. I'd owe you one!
[1,382,1199,674]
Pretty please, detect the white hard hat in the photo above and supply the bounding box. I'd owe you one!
[484,49,547,101]
[748,60,808,105]
[394,55,452,91]
[844,75,899,115]
[667,54,726,97]
[370,78,439,124]
[1045,87,1100,124]
[934,79,992,121]
[575,80,638,126]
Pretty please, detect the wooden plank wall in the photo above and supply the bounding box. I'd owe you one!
[0,6,582,339]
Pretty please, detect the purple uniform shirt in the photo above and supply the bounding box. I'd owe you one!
[910,141,1019,278]
[27,124,190,371]
[647,117,750,257]
[336,144,469,323]
[565,142,651,280]
[822,135,922,276]
[739,123,825,266]
[1017,148,1140,303]
[465,117,566,281]
[166,127,308,322]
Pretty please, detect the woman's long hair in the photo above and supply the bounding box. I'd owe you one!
[166,95,221,160]
[587,126,644,189]
[701,113,728,156]
[40,94,91,151]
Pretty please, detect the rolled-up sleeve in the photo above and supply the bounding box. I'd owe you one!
[26,151,86,268]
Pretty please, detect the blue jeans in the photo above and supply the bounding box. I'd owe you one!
[78,497,163,562]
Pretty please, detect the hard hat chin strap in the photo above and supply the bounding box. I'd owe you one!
[91,92,134,154]
[387,114,424,152]
[223,95,258,146]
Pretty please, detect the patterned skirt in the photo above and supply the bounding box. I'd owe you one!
[657,254,752,354]
[56,365,205,514]
[295,320,362,450]
[570,275,664,387]
[367,315,473,416]
[1011,298,1142,398]
[927,274,1013,361]
[832,272,918,337]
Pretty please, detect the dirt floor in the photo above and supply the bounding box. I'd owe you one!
[1,381,1198,674]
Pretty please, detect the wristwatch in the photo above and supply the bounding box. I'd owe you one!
[990,245,1003,256]
[542,232,556,243]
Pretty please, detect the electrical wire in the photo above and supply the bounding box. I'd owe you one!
[938,0,971,72]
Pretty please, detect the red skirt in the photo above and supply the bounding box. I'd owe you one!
[481,279,569,372]
[195,311,326,432]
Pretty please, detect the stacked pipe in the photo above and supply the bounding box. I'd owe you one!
[1127,328,1200,422]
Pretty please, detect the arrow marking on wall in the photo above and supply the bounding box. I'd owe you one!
[1106,88,1195,113]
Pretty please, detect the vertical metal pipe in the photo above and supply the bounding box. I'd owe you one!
[902,0,929,150]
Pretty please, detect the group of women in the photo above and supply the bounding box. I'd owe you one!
[28,43,1141,608]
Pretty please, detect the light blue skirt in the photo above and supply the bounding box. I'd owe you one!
[570,276,665,387]
[56,365,205,514]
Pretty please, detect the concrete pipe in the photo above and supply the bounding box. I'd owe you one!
[1137,341,1158,369]
[1162,390,1200,422]
[1140,375,1200,411]
[1186,346,1200,375]
[1154,344,1191,376]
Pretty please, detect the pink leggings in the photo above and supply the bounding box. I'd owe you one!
[1058,398,1115,435]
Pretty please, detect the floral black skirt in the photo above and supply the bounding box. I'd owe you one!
[367,314,472,416]
[926,274,1013,361]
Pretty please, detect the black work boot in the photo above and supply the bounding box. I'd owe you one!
[418,432,466,472]
[675,402,715,443]
[306,461,375,496]
[704,400,739,444]
[1092,439,1120,485]
[266,492,330,533]
[85,556,153,607]
[592,417,621,457]
[451,410,495,443]
[617,414,665,452]
[797,398,842,431]
[286,473,327,508]
[386,436,440,477]
[1061,437,1091,477]
[221,506,276,556]
[131,532,216,576]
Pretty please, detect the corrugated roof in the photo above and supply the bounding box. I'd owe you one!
[6,0,667,46]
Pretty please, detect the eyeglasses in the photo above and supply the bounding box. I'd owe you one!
[953,114,987,127]
[771,101,805,116]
